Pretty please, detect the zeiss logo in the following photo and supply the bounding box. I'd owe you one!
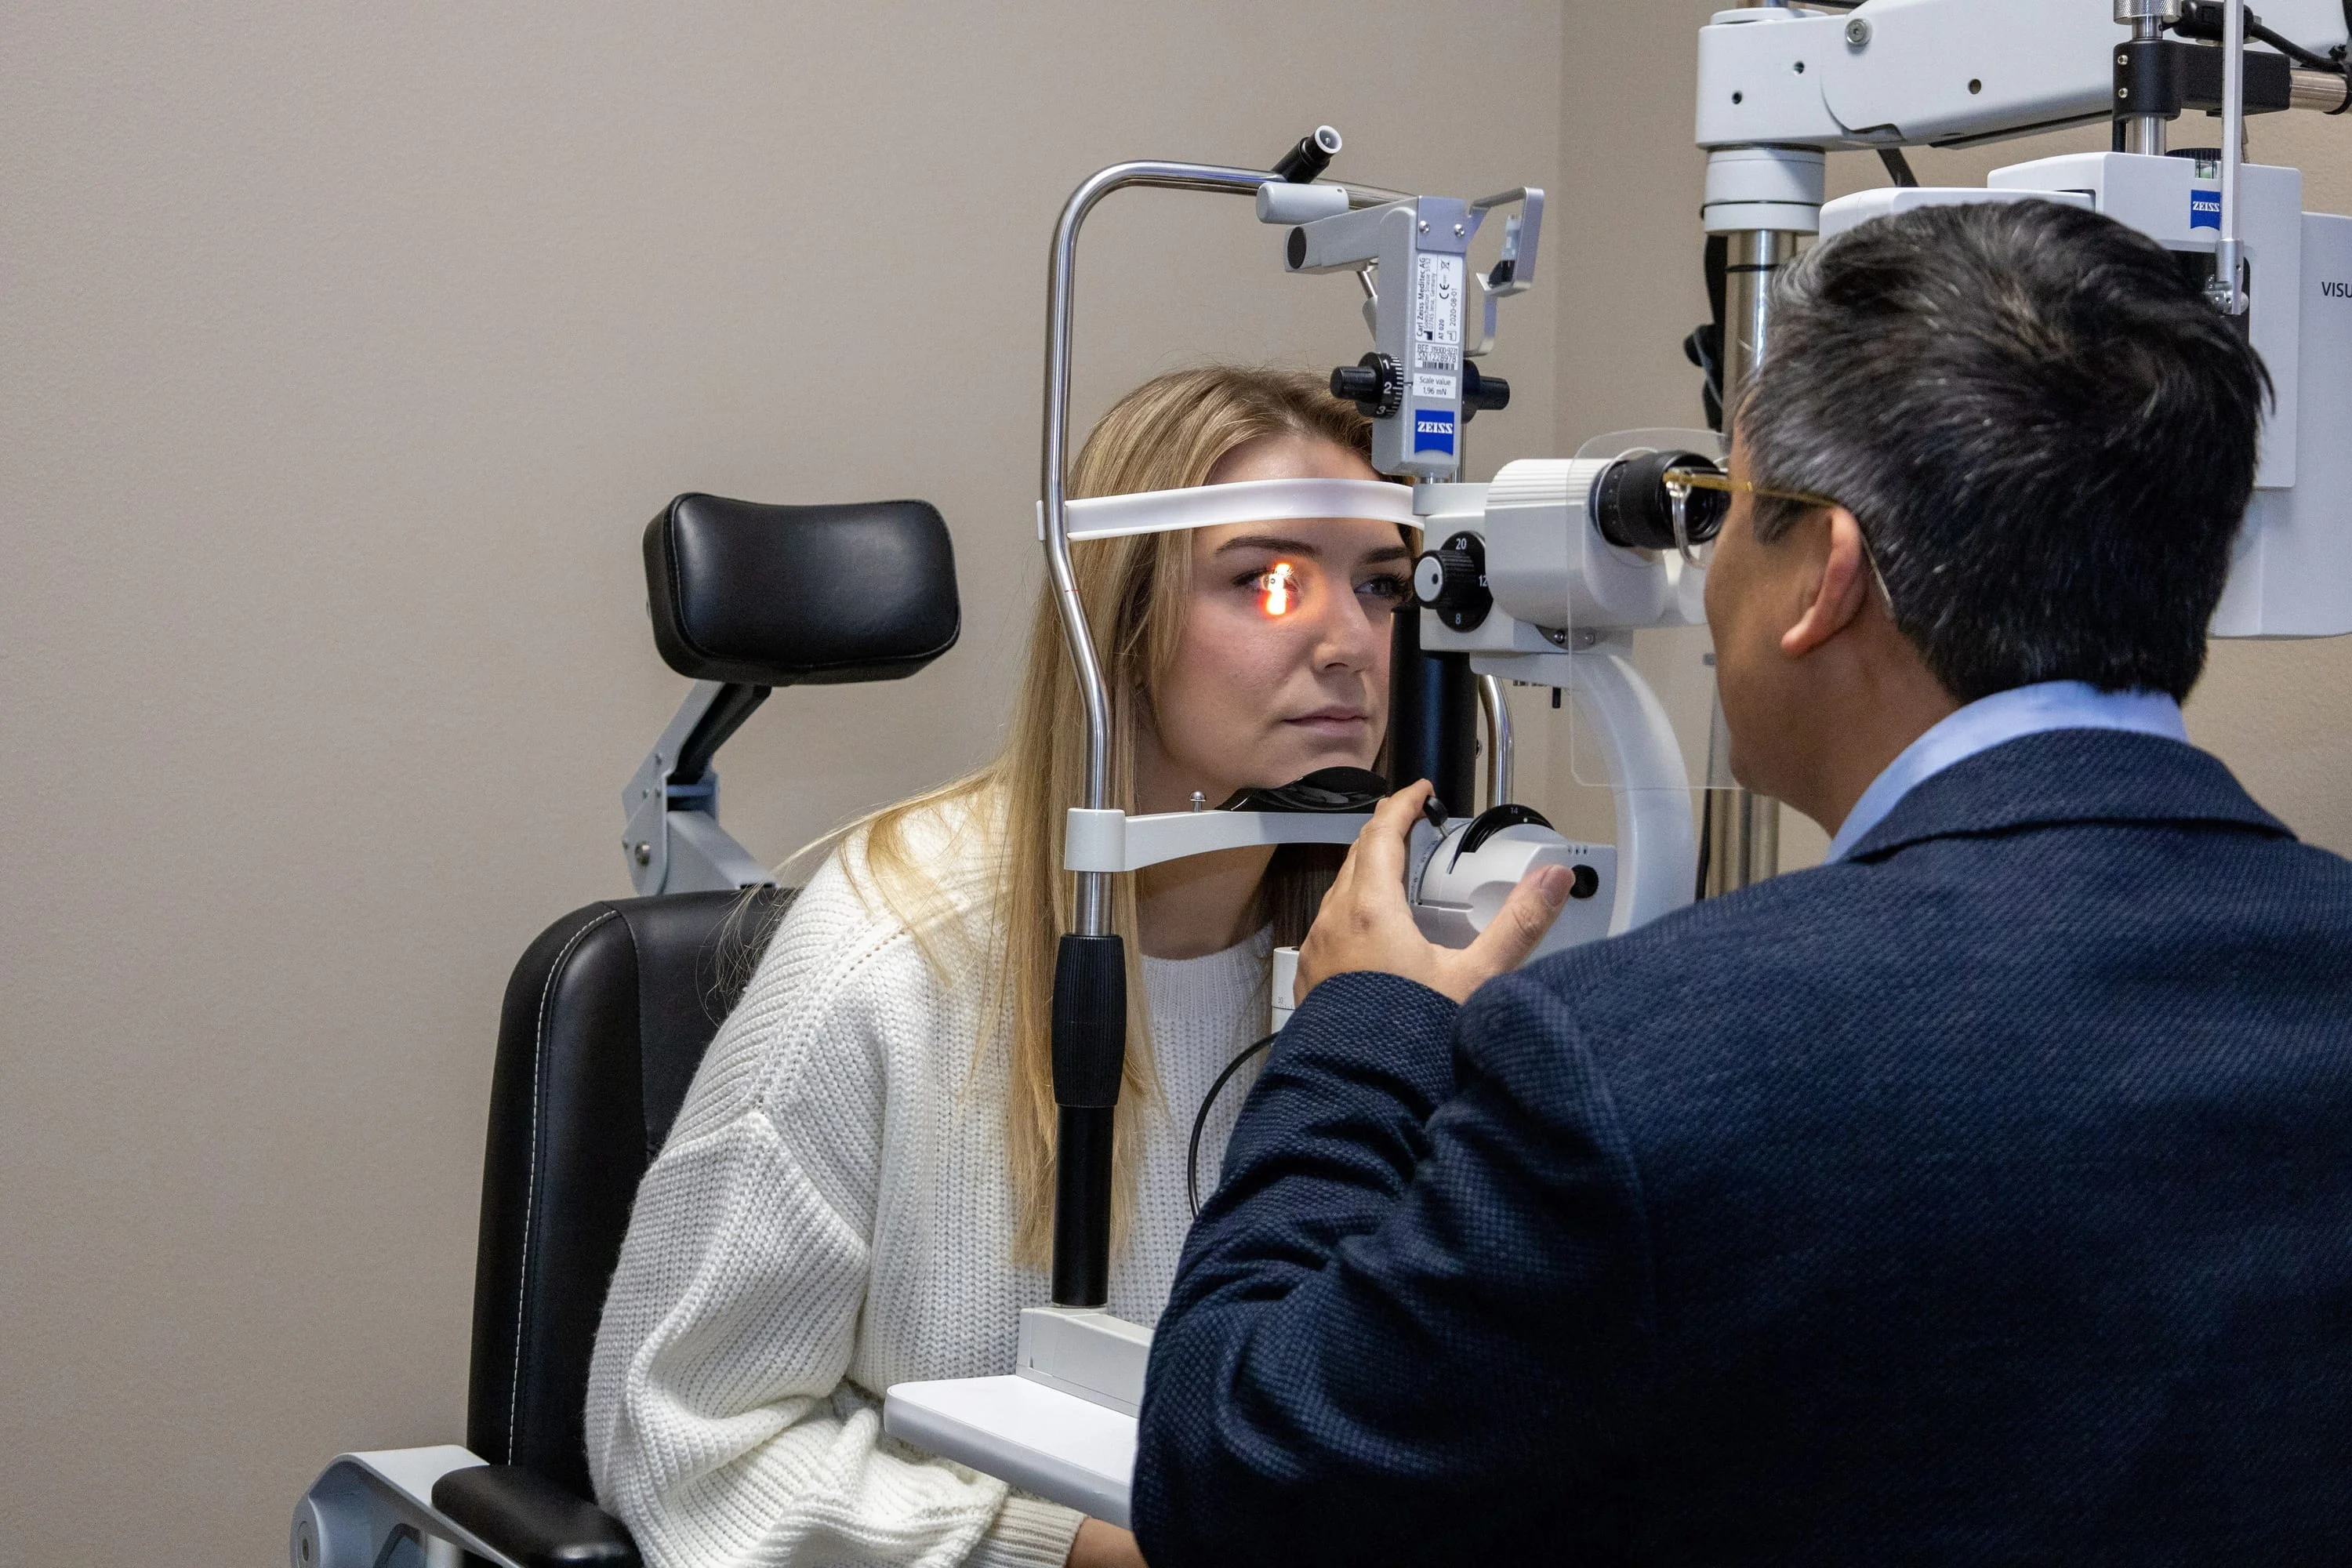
[1414,410,1457,456]
[2190,191,2222,231]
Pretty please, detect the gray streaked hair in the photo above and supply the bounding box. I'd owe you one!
[1737,198,2270,702]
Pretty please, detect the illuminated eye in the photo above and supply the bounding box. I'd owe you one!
[1258,561,1298,617]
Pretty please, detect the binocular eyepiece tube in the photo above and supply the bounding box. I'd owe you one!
[1593,449,1729,554]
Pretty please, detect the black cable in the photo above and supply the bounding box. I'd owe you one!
[1187,1032,1280,1216]
[2177,3,2348,71]
[2249,17,2347,72]
[2240,10,2352,112]
[2180,3,2350,74]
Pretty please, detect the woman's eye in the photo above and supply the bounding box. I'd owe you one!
[1359,572,1411,605]
[1247,561,1300,616]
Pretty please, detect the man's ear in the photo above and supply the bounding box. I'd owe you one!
[1780,506,1874,659]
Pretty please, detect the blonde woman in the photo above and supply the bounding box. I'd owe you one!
[585,366,1415,1568]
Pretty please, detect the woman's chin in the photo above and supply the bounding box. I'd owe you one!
[1257,735,1380,783]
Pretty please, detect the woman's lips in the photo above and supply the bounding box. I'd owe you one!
[1284,710,1370,737]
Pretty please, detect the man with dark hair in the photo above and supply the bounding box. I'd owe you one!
[1132,200,2352,1566]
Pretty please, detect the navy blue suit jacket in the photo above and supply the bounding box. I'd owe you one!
[1135,731,2352,1566]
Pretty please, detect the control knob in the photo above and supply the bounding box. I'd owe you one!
[1461,361,1511,420]
[1412,530,1492,631]
[1330,352,1403,419]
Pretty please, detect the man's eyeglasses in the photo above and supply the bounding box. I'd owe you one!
[1661,467,1842,513]
[1660,467,1897,615]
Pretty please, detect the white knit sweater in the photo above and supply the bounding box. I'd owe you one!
[585,803,1269,1568]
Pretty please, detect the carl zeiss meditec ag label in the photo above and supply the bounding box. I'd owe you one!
[1410,252,1465,457]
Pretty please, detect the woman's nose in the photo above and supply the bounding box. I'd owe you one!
[1310,590,1385,673]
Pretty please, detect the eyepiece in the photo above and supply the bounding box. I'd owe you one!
[1593,449,1728,552]
[1272,126,1341,183]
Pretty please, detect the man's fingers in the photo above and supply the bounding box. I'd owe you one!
[1297,781,1438,1000]
[1320,844,1353,909]
[1463,863,1572,979]
[1348,779,1433,890]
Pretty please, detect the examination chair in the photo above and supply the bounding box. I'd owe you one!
[292,493,960,1568]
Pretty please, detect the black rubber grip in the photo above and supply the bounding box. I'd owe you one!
[1053,1105,1116,1306]
[1051,933,1127,1109]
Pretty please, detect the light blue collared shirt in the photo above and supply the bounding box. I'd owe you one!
[1824,681,2190,862]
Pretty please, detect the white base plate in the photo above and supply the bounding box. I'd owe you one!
[883,1375,1137,1528]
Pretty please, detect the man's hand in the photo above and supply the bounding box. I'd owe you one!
[1296,779,1573,1004]
[1067,1517,1147,1568]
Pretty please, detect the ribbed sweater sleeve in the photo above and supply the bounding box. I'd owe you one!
[583,841,1083,1568]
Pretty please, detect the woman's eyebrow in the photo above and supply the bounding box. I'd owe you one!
[1211,535,1414,563]
[1213,533,1323,557]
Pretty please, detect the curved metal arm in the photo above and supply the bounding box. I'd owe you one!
[1476,673,1515,808]
[1040,161,1316,931]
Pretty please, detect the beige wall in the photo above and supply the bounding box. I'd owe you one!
[3,5,2347,1562]
[0,3,1566,1562]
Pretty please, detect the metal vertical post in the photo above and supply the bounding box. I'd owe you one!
[2210,0,2250,316]
[1700,227,1797,896]
[2116,0,2182,154]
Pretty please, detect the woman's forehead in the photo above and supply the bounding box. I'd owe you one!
[1207,431,1378,485]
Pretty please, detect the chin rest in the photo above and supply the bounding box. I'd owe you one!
[645,495,960,686]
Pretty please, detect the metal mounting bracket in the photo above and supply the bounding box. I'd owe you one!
[620,681,778,897]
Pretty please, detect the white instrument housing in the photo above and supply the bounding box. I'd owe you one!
[1414,827,1616,960]
[1695,0,2347,152]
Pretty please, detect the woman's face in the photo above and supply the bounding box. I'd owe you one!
[1136,434,1410,812]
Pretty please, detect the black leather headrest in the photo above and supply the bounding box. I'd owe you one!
[644,495,960,686]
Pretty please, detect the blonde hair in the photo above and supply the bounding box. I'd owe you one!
[838,365,1385,1262]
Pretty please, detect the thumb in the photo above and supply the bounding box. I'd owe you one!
[1464,863,1572,980]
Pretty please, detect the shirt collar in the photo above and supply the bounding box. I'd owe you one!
[1824,681,2190,862]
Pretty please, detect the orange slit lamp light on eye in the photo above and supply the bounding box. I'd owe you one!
[1259,561,1299,617]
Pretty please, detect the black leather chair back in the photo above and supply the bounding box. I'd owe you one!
[464,887,793,1497]
[457,490,954,1502]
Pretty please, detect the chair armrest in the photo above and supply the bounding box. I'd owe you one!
[430,1466,640,1568]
